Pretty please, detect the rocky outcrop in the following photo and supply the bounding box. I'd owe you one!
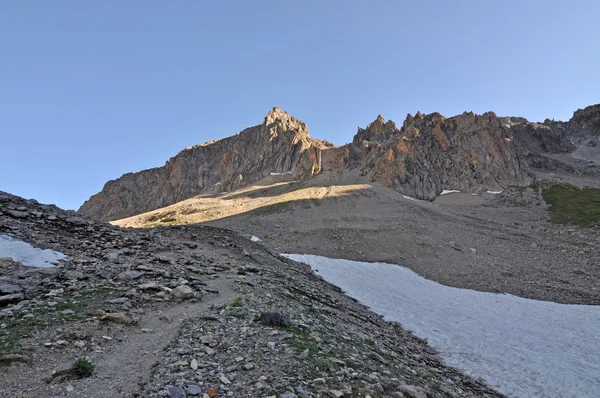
[566,104,600,164]
[349,111,531,200]
[507,117,573,155]
[568,104,600,140]
[79,108,325,221]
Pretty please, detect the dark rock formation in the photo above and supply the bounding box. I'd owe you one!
[566,104,600,164]
[508,117,573,155]
[568,104,600,141]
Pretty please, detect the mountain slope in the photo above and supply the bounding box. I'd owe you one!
[113,168,600,305]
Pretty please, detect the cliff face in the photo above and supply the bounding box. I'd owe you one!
[566,104,600,164]
[568,104,600,140]
[348,111,531,200]
[79,108,324,221]
[79,104,600,221]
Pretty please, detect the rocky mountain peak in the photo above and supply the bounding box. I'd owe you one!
[264,106,295,126]
[568,104,600,137]
[261,106,310,142]
[79,108,322,221]
[353,114,399,146]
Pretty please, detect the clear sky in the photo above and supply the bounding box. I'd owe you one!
[1,1,598,210]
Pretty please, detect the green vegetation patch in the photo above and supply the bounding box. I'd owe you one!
[74,356,94,378]
[542,184,600,226]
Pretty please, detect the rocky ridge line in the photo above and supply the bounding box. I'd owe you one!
[79,105,599,221]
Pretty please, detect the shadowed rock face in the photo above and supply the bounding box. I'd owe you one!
[79,105,600,221]
[566,104,600,164]
[79,107,326,221]
[568,104,600,139]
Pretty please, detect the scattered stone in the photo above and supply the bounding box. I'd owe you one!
[187,385,202,396]
[200,334,215,345]
[88,309,106,317]
[118,270,144,280]
[101,312,131,325]
[0,283,23,294]
[167,386,186,398]
[218,375,231,385]
[172,285,194,299]
[398,384,428,398]
[0,293,25,306]
[260,311,290,327]
[298,348,309,358]
[106,297,129,304]
[139,282,160,291]
[203,285,219,293]
[0,354,31,363]
[8,210,28,218]
[243,362,255,370]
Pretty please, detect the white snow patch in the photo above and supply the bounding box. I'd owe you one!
[283,254,600,398]
[487,190,503,194]
[402,195,417,201]
[220,192,228,195]
[0,234,67,268]
[214,182,221,186]
[440,189,461,195]
[250,236,262,242]
[270,171,293,176]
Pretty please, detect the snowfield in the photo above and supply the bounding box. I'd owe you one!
[440,189,461,195]
[0,234,66,267]
[283,254,600,398]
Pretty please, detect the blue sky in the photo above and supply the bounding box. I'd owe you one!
[1,1,598,210]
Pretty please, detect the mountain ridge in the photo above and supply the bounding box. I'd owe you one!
[79,104,600,221]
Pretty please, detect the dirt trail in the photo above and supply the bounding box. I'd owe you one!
[2,277,236,398]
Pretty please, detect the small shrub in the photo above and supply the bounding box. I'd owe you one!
[74,356,94,378]
[231,297,243,307]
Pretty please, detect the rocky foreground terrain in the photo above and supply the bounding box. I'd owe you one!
[80,104,600,222]
[1,191,503,397]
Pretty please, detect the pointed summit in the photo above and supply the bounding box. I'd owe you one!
[265,106,296,125]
